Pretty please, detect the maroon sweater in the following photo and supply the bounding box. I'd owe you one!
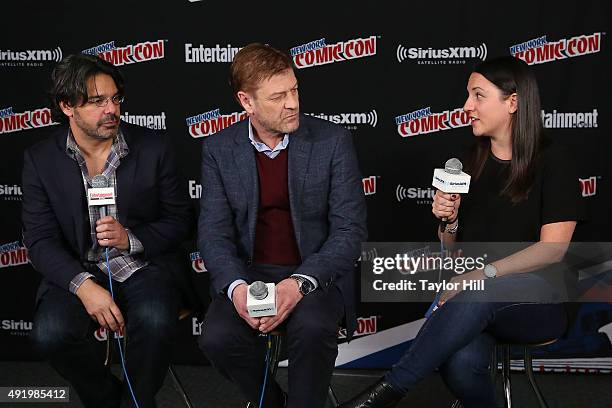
[253,149,301,265]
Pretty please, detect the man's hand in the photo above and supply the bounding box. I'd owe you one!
[258,278,303,333]
[232,283,261,330]
[76,279,125,332]
[96,216,129,250]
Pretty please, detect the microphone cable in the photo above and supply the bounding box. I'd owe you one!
[258,333,273,408]
[105,247,140,408]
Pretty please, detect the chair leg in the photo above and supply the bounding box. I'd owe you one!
[490,345,498,383]
[523,347,548,408]
[168,365,194,408]
[450,400,463,408]
[104,333,112,366]
[502,344,512,408]
[328,384,339,407]
[270,334,282,378]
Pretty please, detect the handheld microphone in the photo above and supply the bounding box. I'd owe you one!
[432,158,471,232]
[246,281,277,317]
[88,174,115,218]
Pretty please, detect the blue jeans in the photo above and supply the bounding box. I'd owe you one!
[385,273,567,408]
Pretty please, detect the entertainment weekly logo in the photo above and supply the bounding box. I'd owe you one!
[185,43,242,63]
[580,177,598,197]
[82,40,165,66]
[0,184,22,201]
[541,109,598,129]
[120,112,167,130]
[307,110,378,129]
[190,177,378,199]
[0,241,29,269]
[395,106,471,137]
[396,185,435,204]
[0,106,57,135]
[510,32,602,65]
[290,36,377,69]
[186,108,248,138]
[396,42,487,65]
[0,46,62,67]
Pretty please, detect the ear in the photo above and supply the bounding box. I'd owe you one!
[508,93,518,114]
[237,91,255,115]
[59,101,74,118]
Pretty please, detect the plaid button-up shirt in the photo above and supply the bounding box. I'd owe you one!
[66,130,148,294]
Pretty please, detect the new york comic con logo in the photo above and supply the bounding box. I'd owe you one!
[510,32,602,65]
[186,108,248,138]
[0,106,57,135]
[82,40,165,66]
[396,42,487,64]
[395,106,471,137]
[290,36,377,69]
[0,241,28,269]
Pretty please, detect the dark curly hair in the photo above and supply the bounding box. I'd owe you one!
[48,53,125,124]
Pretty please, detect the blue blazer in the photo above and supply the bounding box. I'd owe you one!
[21,122,193,292]
[198,114,367,336]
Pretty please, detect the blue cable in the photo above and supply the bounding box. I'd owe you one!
[258,334,272,408]
[105,247,140,408]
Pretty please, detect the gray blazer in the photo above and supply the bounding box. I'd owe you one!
[198,114,367,336]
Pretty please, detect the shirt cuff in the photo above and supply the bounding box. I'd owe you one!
[227,279,248,301]
[126,229,144,255]
[69,272,95,294]
[291,274,319,290]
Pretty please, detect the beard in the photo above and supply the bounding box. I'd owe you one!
[73,112,119,140]
[260,112,300,135]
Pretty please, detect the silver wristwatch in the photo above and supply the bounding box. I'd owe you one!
[483,263,498,279]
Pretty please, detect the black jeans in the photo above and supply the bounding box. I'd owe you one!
[30,263,179,408]
[199,264,345,408]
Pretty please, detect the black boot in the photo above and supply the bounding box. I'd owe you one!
[339,378,403,408]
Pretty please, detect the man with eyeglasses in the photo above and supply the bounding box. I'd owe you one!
[22,54,192,408]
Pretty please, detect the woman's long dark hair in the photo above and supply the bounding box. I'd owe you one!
[465,56,543,203]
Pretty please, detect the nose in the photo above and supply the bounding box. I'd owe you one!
[285,90,299,110]
[463,96,473,113]
[103,99,119,115]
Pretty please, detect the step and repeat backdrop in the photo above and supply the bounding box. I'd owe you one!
[1,1,610,372]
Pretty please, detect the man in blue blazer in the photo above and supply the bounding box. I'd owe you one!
[22,54,192,408]
[198,43,367,408]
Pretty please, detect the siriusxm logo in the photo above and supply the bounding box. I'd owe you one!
[396,185,435,203]
[396,43,487,64]
[0,184,22,201]
[1,320,32,336]
[307,110,378,127]
[0,47,63,62]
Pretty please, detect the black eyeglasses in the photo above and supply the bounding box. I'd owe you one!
[86,94,125,107]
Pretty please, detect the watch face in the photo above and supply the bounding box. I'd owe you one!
[484,264,497,278]
[300,278,315,295]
